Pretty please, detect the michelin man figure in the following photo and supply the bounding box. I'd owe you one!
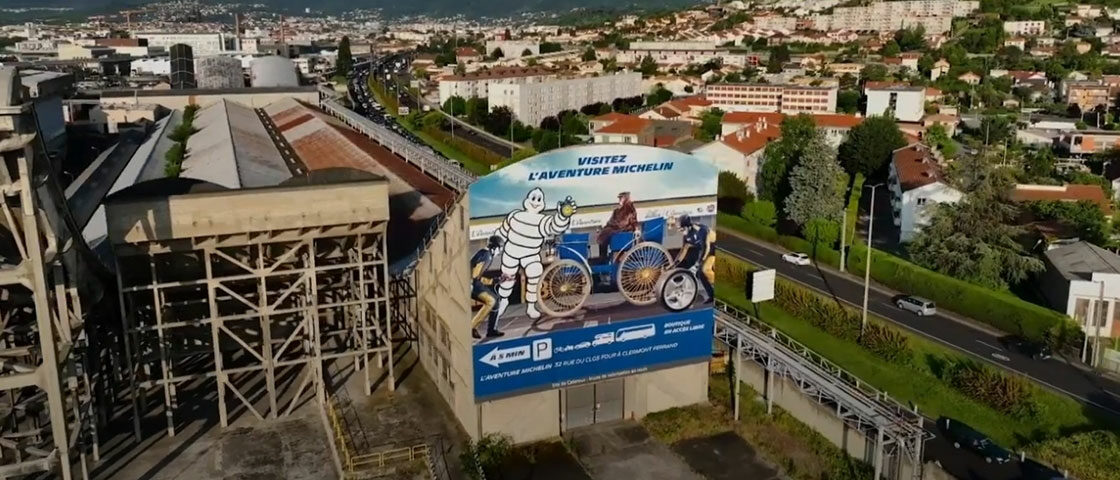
[494,188,578,319]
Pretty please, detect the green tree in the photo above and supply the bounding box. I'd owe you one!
[460,433,513,480]
[421,111,446,129]
[909,154,1043,289]
[697,108,724,141]
[1023,147,1056,179]
[639,54,658,76]
[562,114,588,135]
[758,115,819,204]
[442,96,467,116]
[894,26,927,51]
[837,89,860,114]
[466,97,489,125]
[540,41,563,54]
[838,116,907,177]
[925,124,958,158]
[861,64,888,82]
[484,106,513,136]
[784,135,846,228]
[718,171,753,214]
[1029,200,1109,245]
[802,218,841,246]
[765,56,783,74]
[454,62,467,76]
[741,200,777,227]
[490,47,504,60]
[581,47,597,62]
[521,48,533,57]
[881,40,902,57]
[647,85,673,106]
[336,36,353,77]
[978,115,1013,146]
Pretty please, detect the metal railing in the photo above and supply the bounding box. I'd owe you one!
[327,394,441,478]
[319,98,476,192]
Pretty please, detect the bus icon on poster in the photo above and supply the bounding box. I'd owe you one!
[615,324,655,342]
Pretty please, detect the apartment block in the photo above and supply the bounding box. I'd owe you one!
[801,0,979,34]
[618,41,758,68]
[485,40,540,58]
[705,83,837,114]
[1066,80,1113,112]
[1004,20,1047,36]
[865,85,927,122]
[437,67,557,104]
[488,72,643,126]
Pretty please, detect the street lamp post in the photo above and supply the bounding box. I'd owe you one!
[862,183,885,335]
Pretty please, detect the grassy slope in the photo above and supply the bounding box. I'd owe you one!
[715,276,1117,450]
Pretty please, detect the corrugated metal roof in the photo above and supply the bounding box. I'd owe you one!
[181,99,290,189]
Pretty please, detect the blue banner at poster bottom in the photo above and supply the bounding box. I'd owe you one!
[472,308,715,402]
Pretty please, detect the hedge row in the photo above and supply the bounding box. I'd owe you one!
[716,254,909,364]
[422,126,508,166]
[845,245,1081,346]
[1035,431,1120,480]
[941,360,1043,419]
[717,211,1081,346]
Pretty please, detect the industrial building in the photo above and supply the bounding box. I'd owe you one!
[251,56,299,88]
[169,44,197,89]
[134,32,228,55]
[195,55,245,89]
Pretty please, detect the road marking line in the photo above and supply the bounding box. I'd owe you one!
[717,247,1120,417]
[975,340,1003,351]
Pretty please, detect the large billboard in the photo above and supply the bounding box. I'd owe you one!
[467,145,718,401]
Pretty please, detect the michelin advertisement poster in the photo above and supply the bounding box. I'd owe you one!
[467,145,718,401]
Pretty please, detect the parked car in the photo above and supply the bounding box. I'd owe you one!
[781,252,811,266]
[895,295,936,316]
[939,417,1012,464]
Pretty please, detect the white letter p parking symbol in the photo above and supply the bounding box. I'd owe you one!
[532,338,552,361]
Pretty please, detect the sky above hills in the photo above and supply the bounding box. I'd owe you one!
[0,0,700,18]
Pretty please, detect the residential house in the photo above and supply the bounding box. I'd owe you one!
[1010,183,1112,215]
[589,113,694,147]
[1003,37,1028,50]
[888,143,964,242]
[1065,80,1111,111]
[455,47,483,64]
[1059,129,1120,155]
[720,111,862,146]
[641,96,712,124]
[1038,241,1120,338]
[958,72,981,85]
[692,120,782,193]
[930,59,950,81]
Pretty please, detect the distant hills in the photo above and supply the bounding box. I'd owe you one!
[0,0,705,19]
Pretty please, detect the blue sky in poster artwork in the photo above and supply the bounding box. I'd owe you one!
[469,145,718,219]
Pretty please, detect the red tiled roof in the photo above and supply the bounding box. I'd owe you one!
[596,116,652,135]
[1010,184,1112,213]
[456,47,480,56]
[721,123,781,156]
[652,106,681,118]
[892,143,944,191]
[592,111,633,123]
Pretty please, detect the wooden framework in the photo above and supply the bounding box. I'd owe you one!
[115,220,392,438]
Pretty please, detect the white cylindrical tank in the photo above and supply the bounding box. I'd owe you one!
[250,55,298,87]
[195,56,244,89]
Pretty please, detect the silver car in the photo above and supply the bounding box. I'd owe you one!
[896,295,936,316]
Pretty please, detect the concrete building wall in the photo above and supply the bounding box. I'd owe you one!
[480,390,561,442]
[866,89,926,123]
[136,32,226,55]
[100,89,319,110]
[413,201,480,438]
[489,73,643,126]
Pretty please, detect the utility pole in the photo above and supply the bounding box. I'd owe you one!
[840,208,847,273]
[862,184,883,335]
[1095,280,1106,368]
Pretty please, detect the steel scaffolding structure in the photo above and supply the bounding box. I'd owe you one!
[1,70,100,480]
[714,301,929,480]
[110,184,393,440]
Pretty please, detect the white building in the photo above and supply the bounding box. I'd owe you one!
[692,121,781,194]
[617,41,755,68]
[865,85,926,123]
[802,0,979,34]
[720,112,861,147]
[888,143,963,242]
[438,67,557,104]
[1004,20,1047,36]
[1040,241,1120,339]
[489,72,643,126]
[485,40,540,58]
[706,83,838,114]
[134,32,228,55]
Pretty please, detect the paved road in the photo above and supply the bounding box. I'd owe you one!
[718,231,1120,418]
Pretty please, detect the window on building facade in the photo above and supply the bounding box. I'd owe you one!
[1075,297,1090,323]
[1093,300,1110,327]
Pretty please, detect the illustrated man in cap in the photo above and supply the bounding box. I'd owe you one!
[596,191,639,261]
